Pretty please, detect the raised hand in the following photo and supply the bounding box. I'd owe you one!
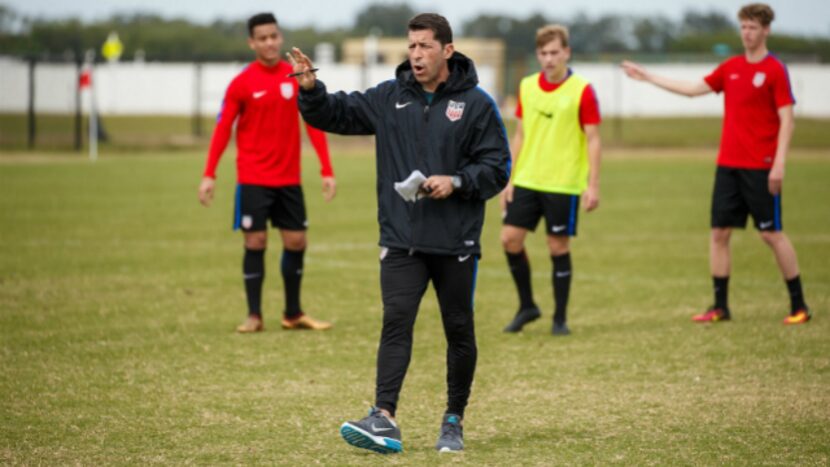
[286,47,317,90]
[621,60,649,81]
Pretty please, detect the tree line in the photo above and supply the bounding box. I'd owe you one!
[1,3,828,63]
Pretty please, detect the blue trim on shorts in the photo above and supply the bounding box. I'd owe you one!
[233,184,242,231]
[568,195,578,235]
[774,194,782,231]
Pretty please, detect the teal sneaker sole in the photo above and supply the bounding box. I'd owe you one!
[340,423,403,454]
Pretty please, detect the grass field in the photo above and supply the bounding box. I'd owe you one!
[4,114,830,150]
[1,147,829,465]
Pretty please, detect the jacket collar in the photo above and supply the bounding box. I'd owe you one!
[395,51,479,99]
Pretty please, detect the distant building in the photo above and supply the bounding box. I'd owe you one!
[342,37,506,97]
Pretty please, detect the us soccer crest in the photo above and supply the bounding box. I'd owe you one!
[241,215,253,229]
[752,72,766,88]
[280,82,294,99]
[446,100,465,122]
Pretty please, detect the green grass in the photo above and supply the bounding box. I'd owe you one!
[1,148,828,465]
[4,114,830,150]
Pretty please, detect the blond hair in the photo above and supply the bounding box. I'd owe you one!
[738,3,775,27]
[536,24,569,49]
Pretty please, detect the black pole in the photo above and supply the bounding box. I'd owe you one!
[192,61,202,137]
[74,59,82,151]
[27,57,36,149]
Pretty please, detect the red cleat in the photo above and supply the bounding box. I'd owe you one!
[782,308,811,325]
[692,307,731,323]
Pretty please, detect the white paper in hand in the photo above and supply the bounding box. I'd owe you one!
[394,170,427,202]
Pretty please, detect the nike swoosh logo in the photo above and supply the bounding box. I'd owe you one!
[371,423,393,432]
[759,221,773,229]
[551,225,567,233]
[458,255,471,262]
[253,91,267,99]
[538,110,553,119]
[243,273,262,280]
[555,271,571,278]
[395,101,413,109]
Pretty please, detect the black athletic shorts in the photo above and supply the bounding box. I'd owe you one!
[503,186,580,236]
[233,184,307,232]
[711,166,782,231]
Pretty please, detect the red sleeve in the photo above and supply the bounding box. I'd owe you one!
[579,84,601,128]
[772,61,796,108]
[514,87,522,119]
[305,122,334,177]
[203,79,242,179]
[704,62,725,93]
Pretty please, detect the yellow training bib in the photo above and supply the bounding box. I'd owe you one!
[513,72,589,195]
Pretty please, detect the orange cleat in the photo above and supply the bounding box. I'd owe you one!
[236,315,264,333]
[692,307,731,323]
[281,313,332,331]
[782,308,811,325]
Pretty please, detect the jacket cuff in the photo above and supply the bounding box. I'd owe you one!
[454,172,474,199]
[299,80,326,99]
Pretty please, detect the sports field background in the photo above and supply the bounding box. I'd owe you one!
[4,114,830,150]
[1,131,829,463]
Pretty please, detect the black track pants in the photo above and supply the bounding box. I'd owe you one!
[374,248,478,418]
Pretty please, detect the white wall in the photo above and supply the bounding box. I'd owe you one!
[573,62,830,118]
[1,57,828,117]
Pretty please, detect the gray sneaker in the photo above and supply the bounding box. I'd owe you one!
[552,321,571,336]
[340,407,403,454]
[435,413,464,452]
[503,307,541,332]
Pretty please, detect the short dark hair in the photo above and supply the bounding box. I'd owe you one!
[248,13,278,37]
[738,3,774,27]
[407,13,453,46]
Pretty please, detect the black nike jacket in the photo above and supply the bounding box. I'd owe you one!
[299,52,510,256]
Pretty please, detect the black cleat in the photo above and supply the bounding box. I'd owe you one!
[503,307,541,332]
[552,322,571,336]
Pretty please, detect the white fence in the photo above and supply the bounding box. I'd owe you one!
[575,63,830,118]
[0,58,497,117]
[1,57,829,117]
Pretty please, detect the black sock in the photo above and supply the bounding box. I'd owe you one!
[786,275,807,313]
[713,276,729,310]
[281,248,305,318]
[552,253,572,325]
[243,248,265,316]
[506,250,535,310]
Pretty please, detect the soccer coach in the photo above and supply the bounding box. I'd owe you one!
[290,13,509,453]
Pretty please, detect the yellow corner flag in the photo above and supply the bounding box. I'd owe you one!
[102,32,123,62]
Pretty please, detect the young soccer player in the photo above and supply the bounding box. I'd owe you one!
[622,3,811,324]
[198,13,336,332]
[501,24,602,335]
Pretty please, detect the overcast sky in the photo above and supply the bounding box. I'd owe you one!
[4,0,830,36]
